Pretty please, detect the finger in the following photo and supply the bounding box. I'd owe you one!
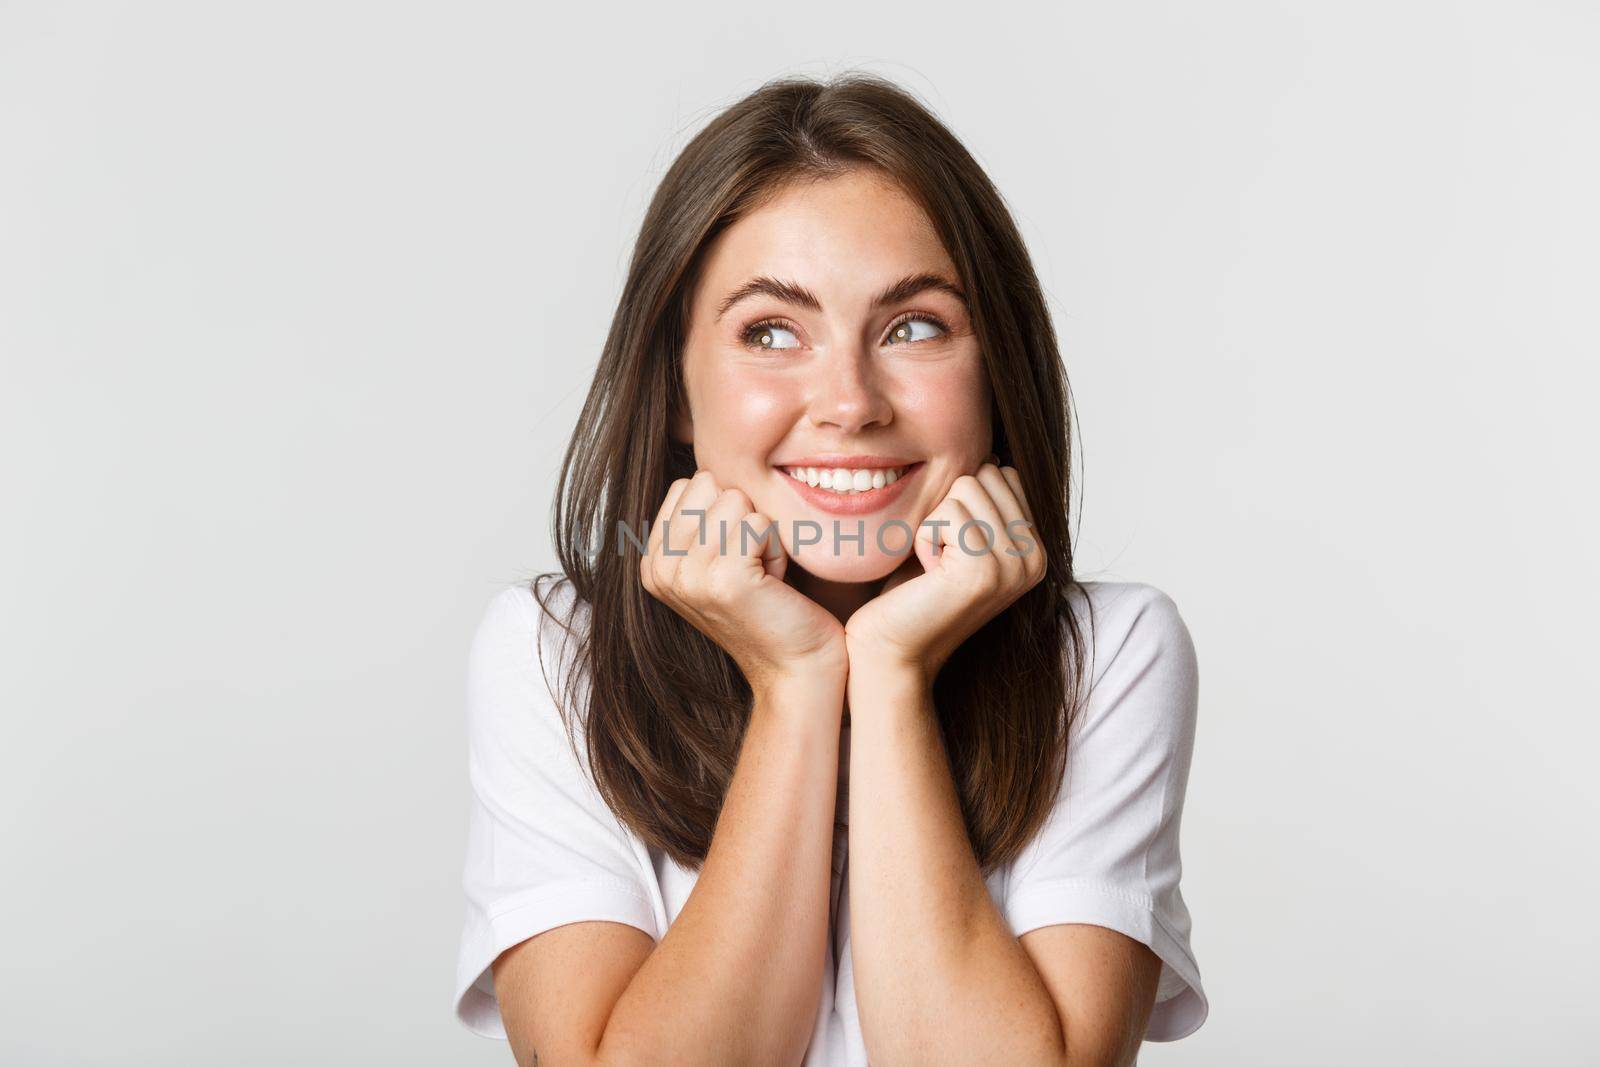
[664,470,721,557]
[705,490,788,589]
[944,472,1012,568]
[650,471,718,596]
[975,463,1036,570]
[998,465,1035,528]
[643,477,693,594]
[974,464,1027,545]
[741,509,787,580]
[915,496,971,573]
[649,477,693,551]
[996,465,1044,580]
[699,487,754,562]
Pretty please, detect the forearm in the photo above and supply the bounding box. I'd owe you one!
[596,676,844,1067]
[846,668,1066,1067]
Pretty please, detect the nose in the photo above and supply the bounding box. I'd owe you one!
[808,345,892,434]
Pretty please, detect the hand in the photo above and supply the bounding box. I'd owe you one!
[640,470,848,695]
[844,462,1045,684]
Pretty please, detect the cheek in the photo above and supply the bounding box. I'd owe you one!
[694,372,802,459]
[894,361,991,450]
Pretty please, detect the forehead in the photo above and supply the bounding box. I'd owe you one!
[691,170,957,312]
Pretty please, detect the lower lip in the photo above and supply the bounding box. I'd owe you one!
[779,463,923,516]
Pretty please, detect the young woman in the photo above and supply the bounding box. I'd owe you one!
[453,73,1207,1067]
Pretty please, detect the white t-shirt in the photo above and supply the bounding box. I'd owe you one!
[453,576,1208,1063]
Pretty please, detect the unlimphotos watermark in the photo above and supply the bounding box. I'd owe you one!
[586,514,1038,562]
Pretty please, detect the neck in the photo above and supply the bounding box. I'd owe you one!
[788,568,883,626]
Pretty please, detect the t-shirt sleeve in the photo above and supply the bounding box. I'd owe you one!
[1001,583,1209,1042]
[452,581,661,1039]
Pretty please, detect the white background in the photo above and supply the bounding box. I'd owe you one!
[3,2,1596,1064]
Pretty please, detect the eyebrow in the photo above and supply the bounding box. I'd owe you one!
[714,271,970,322]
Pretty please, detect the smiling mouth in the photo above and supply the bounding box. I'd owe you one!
[779,463,915,495]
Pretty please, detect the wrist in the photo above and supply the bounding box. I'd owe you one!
[844,652,936,700]
[750,660,848,717]
[844,661,936,730]
[846,633,940,686]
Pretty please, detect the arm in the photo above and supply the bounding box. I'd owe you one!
[845,667,1160,1067]
[494,673,844,1067]
[843,463,1164,1066]
[491,470,851,1066]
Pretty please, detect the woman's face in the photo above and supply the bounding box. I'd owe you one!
[678,168,992,584]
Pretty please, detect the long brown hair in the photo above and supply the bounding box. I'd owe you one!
[533,72,1090,876]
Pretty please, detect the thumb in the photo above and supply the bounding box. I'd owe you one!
[746,511,787,581]
[914,500,962,575]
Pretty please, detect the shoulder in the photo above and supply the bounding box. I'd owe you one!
[469,574,591,671]
[472,573,588,634]
[1064,580,1199,740]
[466,574,594,745]
[1067,580,1196,680]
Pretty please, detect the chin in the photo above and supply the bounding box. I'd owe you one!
[789,550,907,585]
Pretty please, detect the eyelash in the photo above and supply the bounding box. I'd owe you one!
[740,311,951,352]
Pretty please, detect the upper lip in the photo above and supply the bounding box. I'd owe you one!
[773,455,919,469]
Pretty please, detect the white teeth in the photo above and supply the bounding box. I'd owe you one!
[783,465,910,494]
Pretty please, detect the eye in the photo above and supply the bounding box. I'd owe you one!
[742,318,802,351]
[883,313,949,346]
